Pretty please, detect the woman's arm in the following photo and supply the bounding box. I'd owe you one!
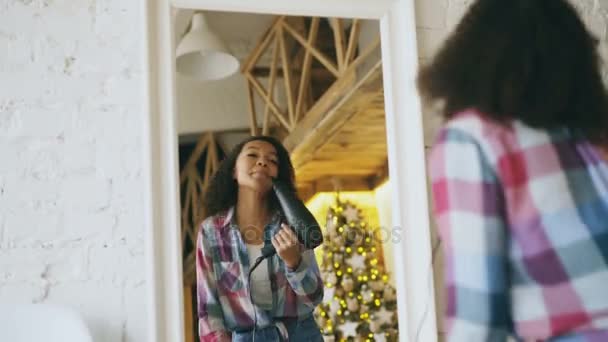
[272,224,324,308]
[196,225,231,342]
[284,248,324,308]
[429,128,512,341]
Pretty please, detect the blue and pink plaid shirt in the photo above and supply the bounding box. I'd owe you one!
[429,110,608,341]
[196,207,324,341]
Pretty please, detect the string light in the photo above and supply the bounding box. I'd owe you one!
[310,197,399,340]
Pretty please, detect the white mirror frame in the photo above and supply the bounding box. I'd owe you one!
[142,0,437,341]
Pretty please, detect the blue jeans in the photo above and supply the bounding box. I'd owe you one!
[232,315,323,342]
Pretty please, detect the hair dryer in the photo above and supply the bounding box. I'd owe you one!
[260,178,324,257]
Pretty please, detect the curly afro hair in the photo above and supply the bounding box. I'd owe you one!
[202,135,296,218]
[417,0,608,143]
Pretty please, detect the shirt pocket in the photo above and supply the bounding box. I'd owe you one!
[216,261,244,293]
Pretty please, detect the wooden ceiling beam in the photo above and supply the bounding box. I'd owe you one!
[366,160,389,189]
[241,17,282,73]
[282,37,381,154]
[298,175,372,202]
[282,20,340,77]
[297,167,389,203]
[285,60,383,170]
[251,66,336,81]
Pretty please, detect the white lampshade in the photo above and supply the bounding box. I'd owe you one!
[176,12,240,81]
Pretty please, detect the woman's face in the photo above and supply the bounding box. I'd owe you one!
[233,140,279,192]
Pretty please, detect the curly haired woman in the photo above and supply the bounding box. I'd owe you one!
[420,0,608,341]
[195,136,324,342]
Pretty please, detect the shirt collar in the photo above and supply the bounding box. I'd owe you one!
[219,206,282,231]
[217,207,235,231]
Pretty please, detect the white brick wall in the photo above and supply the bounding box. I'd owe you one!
[0,0,147,341]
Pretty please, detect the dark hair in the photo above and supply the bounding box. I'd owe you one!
[202,135,296,218]
[417,0,608,143]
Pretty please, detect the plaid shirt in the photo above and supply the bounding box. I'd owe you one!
[196,207,324,341]
[429,110,608,341]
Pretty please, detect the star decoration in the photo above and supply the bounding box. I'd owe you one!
[362,289,374,303]
[374,306,394,326]
[346,253,366,271]
[342,205,359,222]
[369,280,384,292]
[323,286,336,304]
[326,218,337,236]
[329,299,341,315]
[374,333,387,342]
[327,273,338,286]
[339,321,359,338]
[383,286,397,301]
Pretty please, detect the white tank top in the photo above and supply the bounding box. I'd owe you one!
[246,243,273,309]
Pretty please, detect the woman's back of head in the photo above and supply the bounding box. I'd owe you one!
[418,0,608,144]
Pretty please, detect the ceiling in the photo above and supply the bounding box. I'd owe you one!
[174,9,277,68]
[174,10,390,197]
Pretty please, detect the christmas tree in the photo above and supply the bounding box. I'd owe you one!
[314,198,399,342]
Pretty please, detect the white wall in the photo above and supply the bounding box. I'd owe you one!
[175,11,276,135]
[0,0,147,341]
[177,73,252,134]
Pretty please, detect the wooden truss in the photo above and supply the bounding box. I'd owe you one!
[180,132,221,285]
[242,16,385,198]
[242,17,380,137]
